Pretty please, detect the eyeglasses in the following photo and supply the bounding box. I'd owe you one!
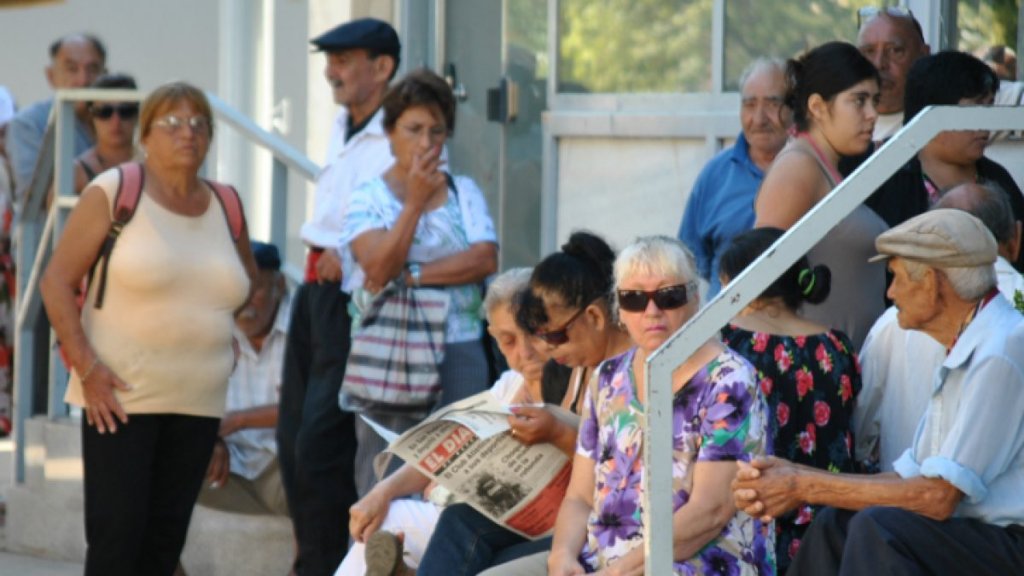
[532,305,589,347]
[616,282,697,313]
[92,103,139,120]
[153,114,211,135]
[857,7,924,41]
[398,123,448,142]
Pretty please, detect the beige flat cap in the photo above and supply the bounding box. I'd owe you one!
[869,208,997,267]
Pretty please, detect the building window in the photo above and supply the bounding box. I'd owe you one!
[723,0,879,91]
[557,0,713,93]
[957,0,1019,81]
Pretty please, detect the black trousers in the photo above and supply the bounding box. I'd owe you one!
[276,281,358,576]
[788,506,1024,576]
[81,413,219,576]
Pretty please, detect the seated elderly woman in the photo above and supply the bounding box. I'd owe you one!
[334,267,549,575]
[547,236,774,576]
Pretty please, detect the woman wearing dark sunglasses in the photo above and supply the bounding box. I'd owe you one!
[719,227,861,574]
[73,73,138,194]
[544,235,772,576]
[413,231,631,576]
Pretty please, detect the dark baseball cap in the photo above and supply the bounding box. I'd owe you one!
[310,18,400,57]
[250,241,282,271]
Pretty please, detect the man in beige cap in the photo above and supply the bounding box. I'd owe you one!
[856,182,1024,474]
[733,209,1024,575]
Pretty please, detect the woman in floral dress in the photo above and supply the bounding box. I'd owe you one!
[547,236,774,576]
[719,227,861,573]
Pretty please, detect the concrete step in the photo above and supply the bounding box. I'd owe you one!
[5,418,296,575]
[5,484,84,562]
[180,506,294,576]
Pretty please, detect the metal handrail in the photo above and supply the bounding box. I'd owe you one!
[11,88,319,483]
[641,105,1024,576]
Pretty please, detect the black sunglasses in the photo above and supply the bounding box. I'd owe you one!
[617,282,696,313]
[532,302,592,346]
[92,103,139,120]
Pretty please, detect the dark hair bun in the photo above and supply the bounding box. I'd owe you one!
[561,231,615,288]
[798,264,831,305]
[515,231,616,334]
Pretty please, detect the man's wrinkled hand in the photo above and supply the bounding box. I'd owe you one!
[732,457,802,523]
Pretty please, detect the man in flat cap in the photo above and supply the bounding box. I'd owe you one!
[856,182,1024,475]
[276,17,399,575]
[733,209,1024,575]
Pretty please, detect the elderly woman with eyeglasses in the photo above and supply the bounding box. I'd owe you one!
[545,236,774,576]
[72,73,138,194]
[40,81,257,576]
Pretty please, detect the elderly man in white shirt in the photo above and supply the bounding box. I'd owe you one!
[855,181,1024,471]
[201,241,291,516]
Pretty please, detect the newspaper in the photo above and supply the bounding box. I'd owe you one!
[363,391,579,540]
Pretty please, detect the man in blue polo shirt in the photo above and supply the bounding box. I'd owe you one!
[678,58,791,297]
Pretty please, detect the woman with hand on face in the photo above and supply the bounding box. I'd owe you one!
[414,231,633,576]
[719,227,861,573]
[754,41,888,350]
[73,73,138,194]
[546,236,773,576]
[40,82,257,576]
[339,68,498,496]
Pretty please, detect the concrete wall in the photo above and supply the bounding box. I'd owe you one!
[556,137,708,252]
[0,0,219,107]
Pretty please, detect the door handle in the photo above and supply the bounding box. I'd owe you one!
[445,63,469,102]
[486,77,518,124]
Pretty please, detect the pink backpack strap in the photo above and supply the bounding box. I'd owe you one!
[113,162,145,224]
[204,179,245,242]
[89,162,146,308]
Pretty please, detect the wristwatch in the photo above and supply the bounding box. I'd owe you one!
[408,262,422,287]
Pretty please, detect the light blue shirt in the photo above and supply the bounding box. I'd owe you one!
[677,132,764,297]
[894,295,1024,527]
[7,98,94,207]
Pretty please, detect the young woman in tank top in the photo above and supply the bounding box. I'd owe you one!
[753,41,888,350]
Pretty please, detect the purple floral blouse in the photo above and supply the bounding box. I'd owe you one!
[576,347,775,575]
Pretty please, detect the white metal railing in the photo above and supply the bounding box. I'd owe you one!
[11,88,319,483]
[641,105,1024,575]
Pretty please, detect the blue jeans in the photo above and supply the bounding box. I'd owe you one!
[416,503,552,575]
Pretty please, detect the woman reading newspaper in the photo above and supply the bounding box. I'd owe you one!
[339,267,564,575]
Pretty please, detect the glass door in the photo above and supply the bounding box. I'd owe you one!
[442,0,548,270]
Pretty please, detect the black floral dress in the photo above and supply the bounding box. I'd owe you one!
[722,325,861,573]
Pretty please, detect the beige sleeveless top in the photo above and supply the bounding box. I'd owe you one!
[65,168,250,417]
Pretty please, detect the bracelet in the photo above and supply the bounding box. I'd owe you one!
[80,358,100,382]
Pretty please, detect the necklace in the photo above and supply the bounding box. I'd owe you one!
[797,132,843,185]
